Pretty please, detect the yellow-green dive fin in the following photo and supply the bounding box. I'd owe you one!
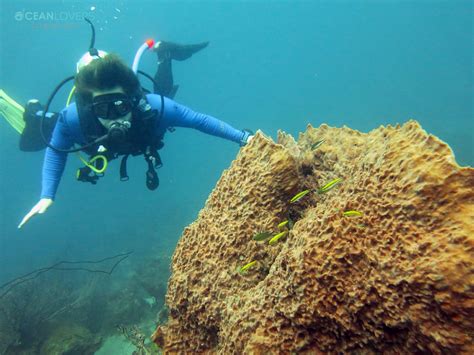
[0,89,25,134]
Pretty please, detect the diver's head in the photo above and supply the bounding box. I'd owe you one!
[74,53,142,142]
[75,53,141,106]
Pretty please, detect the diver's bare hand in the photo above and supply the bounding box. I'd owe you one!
[18,198,53,229]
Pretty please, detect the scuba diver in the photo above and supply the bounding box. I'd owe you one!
[18,39,210,152]
[4,23,254,229]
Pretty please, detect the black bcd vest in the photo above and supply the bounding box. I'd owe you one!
[76,95,167,191]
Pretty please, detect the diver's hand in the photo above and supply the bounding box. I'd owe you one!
[240,129,254,146]
[18,198,53,229]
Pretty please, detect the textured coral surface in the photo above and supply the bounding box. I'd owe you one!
[153,121,474,354]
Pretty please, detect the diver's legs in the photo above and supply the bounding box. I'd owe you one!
[154,41,209,62]
[153,58,175,98]
[19,100,57,151]
[152,41,209,99]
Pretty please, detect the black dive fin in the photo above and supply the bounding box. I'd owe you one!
[157,41,210,62]
[19,101,57,152]
[168,85,179,99]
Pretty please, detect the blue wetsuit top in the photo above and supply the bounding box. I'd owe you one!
[42,94,247,200]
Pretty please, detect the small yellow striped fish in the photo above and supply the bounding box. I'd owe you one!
[311,139,325,150]
[268,230,289,246]
[238,260,257,274]
[252,231,272,241]
[290,189,311,203]
[318,178,343,194]
[343,210,363,217]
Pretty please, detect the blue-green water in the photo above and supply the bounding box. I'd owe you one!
[0,0,472,351]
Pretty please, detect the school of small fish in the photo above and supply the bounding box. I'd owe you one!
[238,138,365,275]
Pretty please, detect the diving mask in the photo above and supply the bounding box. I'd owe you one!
[92,93,134,120]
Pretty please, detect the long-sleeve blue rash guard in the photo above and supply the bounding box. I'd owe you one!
[41,94,246,200]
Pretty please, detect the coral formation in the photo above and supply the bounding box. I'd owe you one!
[153,121,474,353]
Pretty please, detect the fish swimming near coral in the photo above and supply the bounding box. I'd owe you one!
[318,178,343,194]
[290,189,311,203]
[278,220,289,229]
[252,231,272,241]
[311,139,325,150]
[269,230,289,246]
[343,210,363,217]
[238,260,257,274]
[288,218,294,229]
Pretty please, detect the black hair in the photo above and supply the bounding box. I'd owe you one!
[74,53,141,104]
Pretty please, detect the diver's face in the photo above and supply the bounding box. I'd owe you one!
[91,87,132,130]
